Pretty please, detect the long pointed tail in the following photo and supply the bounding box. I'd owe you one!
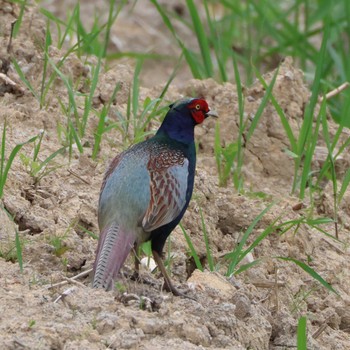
[92,223,136,290]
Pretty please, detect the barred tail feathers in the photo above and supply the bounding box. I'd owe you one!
[92,223,136,290]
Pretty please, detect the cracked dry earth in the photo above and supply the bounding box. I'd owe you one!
[1,1,350,349]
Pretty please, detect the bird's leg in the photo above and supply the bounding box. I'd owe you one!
[152,250,193,298]
[152,250,179,295]
[131,243,140,280]
[128,246,158,288]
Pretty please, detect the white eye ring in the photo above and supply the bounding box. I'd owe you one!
[195,104,201,110]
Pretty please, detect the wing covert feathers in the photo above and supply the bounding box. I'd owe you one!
[142,156,189,232]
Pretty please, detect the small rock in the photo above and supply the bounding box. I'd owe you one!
[187,270,236,299]
[232,292,251,319]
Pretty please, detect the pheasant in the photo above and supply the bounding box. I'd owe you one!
[92,97,217,295]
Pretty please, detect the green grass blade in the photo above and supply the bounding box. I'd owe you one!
[204,2,227,81]
[276,257,338,294]
[39,147,66,170]
[156,54,183,107]
[299,99,326,199]
[295,17,330,197]
[0,121,6,186]
[47,55,84,153]
[186,0,213,77]
[338,167,350,205]
[92,105,108,160]
[226,202,275,276]
[15,228,23,272]
[245,67,279,143]
[107,51,168,60]
[297,316,307,350]
[69,120,84,154]
[0,122,38,199]
[40,19,52,109]
[101,0,127,57]
[256,70,297,153]
[92,82,121,159]
[200,208,214,271]
[60,4,80,49]
[232,53,245,190]
[235,220,278,272]
[12,59,39,100]
[103,0,116,57]
[320,103,338,231]
[214,122,223,185]
[234,259,261,275]
[135,98,161,142]
[179,223,203,271]
[132,60,143,120]
[81,57,102,136]
[32,131,44,163]
[77,224,98,240]
[2,207,23,272]
[40,8,66,27]
[12,0,27,37]
[150,0,202,78]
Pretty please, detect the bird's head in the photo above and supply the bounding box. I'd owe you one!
[169,98,218,125]
[157,97,218,144]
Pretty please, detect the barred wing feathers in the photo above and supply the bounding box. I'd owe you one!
[142,147,188,232]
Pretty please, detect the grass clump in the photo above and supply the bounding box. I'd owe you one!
[0,120,38,199]
[20,130,66,186]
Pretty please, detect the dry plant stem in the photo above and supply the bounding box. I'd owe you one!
[319,82,350,102]
[274,265,279,312]
[274,344,299,348]
[0,73,20,88]
[46,268,92,289]
[251,280,285,288]
[13,339,26,348]
[317,82,350,239]
[67,169,91,185]
[7,20,16,53]
[257,291,272,303]
[53,286,76,303]
[312,322,328,339]
[321,237,344,254]
[64,277,86,287]
[335,221,339,239]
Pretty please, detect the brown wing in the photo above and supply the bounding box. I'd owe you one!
[142,149,189,232]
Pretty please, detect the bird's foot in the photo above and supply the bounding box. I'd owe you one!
[163,281,196,301]
[130,270,139,281]
[151,250,196,300]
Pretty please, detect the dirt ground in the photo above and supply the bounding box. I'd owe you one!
[1,1,350,349]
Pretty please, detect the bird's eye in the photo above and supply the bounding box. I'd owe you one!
[195,104,201,110]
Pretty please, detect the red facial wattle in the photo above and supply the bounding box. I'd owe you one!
[188,99,210,124]
[191,109,206,124]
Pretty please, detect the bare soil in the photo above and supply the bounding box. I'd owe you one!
[1,1,350,349]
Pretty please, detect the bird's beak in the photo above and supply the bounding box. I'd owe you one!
[205,109,219,118]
